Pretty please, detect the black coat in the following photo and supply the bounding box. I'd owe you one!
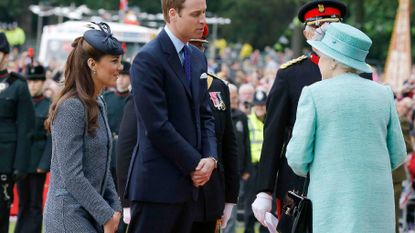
[103,90,130,170]
[194,74,239,221]
[0,70,35,173]
[116,95,137,207]
[231,109,252,176]
[257,56,321,199]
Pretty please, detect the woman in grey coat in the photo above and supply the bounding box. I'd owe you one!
[43,22,123,233]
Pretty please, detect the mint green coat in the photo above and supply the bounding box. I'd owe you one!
[286,73,406,233]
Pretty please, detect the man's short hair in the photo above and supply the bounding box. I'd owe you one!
[161,0,186,23]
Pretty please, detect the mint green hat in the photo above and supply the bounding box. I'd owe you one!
[307,22,372,73]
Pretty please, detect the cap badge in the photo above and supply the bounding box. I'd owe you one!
[318,4,325,13]
[256,91,264,101]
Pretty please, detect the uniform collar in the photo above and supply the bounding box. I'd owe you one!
[310,52,319,65]
[115,90,129,97]
[32,95,45,103]
[0,69,8,79]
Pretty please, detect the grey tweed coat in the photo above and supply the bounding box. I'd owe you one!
[44,97,121,233]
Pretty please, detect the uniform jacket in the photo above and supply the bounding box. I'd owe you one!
[194,75,239,221]
[257,56,321,199]
[28,96,52,172]
[126,29,217,203]
[103,90,129,170]
[44,98,121,232]
[286,73,406,233]
[0,70,35,173]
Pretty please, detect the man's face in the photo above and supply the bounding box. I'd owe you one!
[230,88,239,110]
[116,74,131,92]
[253,104,266,118]
[28,80,44,97]
[169,0,207,42]
[303,21,333,41]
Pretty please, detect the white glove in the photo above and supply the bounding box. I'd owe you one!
[123,207,131,224]
[251,192,272,226]
[221,203,235,229]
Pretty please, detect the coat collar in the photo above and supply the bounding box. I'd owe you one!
[159,29,194,99]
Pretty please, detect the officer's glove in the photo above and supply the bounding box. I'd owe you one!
[123,207,131,224]
[251,192,272,226]
[220,203,235,229]
[12,170,27,182]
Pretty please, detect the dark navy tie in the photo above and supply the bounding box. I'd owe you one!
[182,45,192,86]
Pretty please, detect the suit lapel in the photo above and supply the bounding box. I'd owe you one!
[189,47,200,106]
[159,30,192,98]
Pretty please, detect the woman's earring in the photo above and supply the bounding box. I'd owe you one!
[92,70,96,75]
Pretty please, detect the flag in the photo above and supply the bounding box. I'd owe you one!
[119,0,128,12]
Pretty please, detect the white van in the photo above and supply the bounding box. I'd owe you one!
[38,20,158,65]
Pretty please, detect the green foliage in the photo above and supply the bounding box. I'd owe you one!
[2,0,414,63]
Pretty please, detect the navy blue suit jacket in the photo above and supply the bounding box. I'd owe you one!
[126,29,217,204]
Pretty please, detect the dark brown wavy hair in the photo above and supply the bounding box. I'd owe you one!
[45,37,105,135]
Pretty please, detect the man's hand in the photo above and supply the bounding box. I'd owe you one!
[36,168,47,173]
[251,192,272,226]
[241,172,250,181]
[221,203,235,229]
[191,157,216,187]
[103,211,121,233]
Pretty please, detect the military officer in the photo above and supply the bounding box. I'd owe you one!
[15,64,52,233]
[102,60,131,185]
[251,0,348,225]
[223,84,252,233]
[189,25,239,233]
[0,32,35,233]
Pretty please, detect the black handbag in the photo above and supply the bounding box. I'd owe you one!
[276,175,312,233]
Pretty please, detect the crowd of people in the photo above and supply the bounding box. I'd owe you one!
[0,0,414,233]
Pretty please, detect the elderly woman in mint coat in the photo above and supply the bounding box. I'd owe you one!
[286,23,406,233]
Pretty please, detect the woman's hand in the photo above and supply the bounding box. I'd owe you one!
[103,211,121,233]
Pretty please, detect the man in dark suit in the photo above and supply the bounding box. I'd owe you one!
[116,94,136,233]
[0,32,35,233]
[251,0,348,225]
[188,27,239,233]
[15,65,51,233]
[126,0,217,232]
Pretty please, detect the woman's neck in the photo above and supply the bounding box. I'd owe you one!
[93,78,103,98]
[329,67,354,79]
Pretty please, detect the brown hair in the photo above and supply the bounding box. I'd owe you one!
[161,0,186,23]
[45,37,105,135]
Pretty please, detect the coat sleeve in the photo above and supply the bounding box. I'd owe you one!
[14,81,35,172]
[386,87,407,170]
[199,54,217,158]
[103,171,122,212]
[53,99,114,226]
[256,70,291,192]
[116,96,136,207]
[221,84,239,203]
[286,87,316,177]
[131,51,201,175]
